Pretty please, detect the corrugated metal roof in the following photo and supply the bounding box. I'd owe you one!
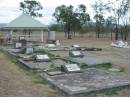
[5,14,48,29]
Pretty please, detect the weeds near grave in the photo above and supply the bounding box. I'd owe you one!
[80,63,88,69]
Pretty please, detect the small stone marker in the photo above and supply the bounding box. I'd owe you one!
[45,44,56,48]
[72,45,79,48]
[56,40,60,46]
[15,42,22,48]
[19,36,25,40]
[36,54,50,62]
[63,64,80,72]
[25,47,33,54]
[69,51,83,57]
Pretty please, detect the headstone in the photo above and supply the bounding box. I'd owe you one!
[48,31,55,41]
[45,44,56,48]
[25,47,33,54]
[56,40,60,46]
[63,64,80,72]
[15,42,22,48]
[69,51,83,57]
[19,36,25,40]
[72,45,79,48]
[36,54,50,62]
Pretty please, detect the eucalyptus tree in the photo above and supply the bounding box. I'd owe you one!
[76,4,90,35]
[53,4,91,39]
[53,5,73,38]
[105,16,116,39]
[20,0,43,17]
[92,0,111,38]
[110,0,130,40]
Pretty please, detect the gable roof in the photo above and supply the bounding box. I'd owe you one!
[4,14,48,30]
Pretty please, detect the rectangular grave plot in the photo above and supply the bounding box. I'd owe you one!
[18,59,52,71]
[36,54,50,62]
[43,68,130,97]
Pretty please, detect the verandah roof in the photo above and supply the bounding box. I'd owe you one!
[4,14,48,30]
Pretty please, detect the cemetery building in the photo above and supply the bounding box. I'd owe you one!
[2,14,48,42]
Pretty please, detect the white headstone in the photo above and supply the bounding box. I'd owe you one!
[19,36,25,40]
[72,51,81,56]
[45,44,56,48]
[56,40,60,46]
[36,54,50,61]
[64,64,80,72]
[72,45,79,48]
[15,42,22,48]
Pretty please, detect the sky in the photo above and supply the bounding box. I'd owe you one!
[0,0,103,25]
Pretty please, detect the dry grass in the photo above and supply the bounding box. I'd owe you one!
[0,32,130,97]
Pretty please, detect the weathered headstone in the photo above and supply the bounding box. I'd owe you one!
[36,54,50,62]
[19,36,25,40]
[69,51,83,57]
[45,44,56,48]
[72,45,79,48]
[56,40,60,46]
[48,31,56,41]
[25,47,33,54]
[63,64,80,72]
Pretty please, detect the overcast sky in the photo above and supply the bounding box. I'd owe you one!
[0,0,104,25]
[0,0,96,25]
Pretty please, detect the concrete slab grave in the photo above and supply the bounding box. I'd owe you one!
[43,68,130,97]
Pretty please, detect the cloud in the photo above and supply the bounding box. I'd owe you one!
[0,0,103,24]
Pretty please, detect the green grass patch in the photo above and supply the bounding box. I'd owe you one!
[94,63,112,71]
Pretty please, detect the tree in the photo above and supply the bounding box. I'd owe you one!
[53,4,90,39]
[20,0,43,17]
[92,0,111,38]
[53,5,79,39]
[105,16,116,39]
[76,4,90,36]
[110,0,130,40]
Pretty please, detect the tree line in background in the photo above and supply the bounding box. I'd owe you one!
[20,0,130,40]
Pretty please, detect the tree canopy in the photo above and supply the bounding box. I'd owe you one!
[20,0,43,17]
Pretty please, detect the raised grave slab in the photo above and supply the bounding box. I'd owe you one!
[18,59,52,71]
[18,58,68,71]
[43,68,130,97]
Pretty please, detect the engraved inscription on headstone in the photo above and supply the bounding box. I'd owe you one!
[64,64,80,72]
[36,54,50,61]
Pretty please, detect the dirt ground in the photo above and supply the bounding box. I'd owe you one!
[50,33,130,74]
[0,51,61,97]
[0,32,130,97]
